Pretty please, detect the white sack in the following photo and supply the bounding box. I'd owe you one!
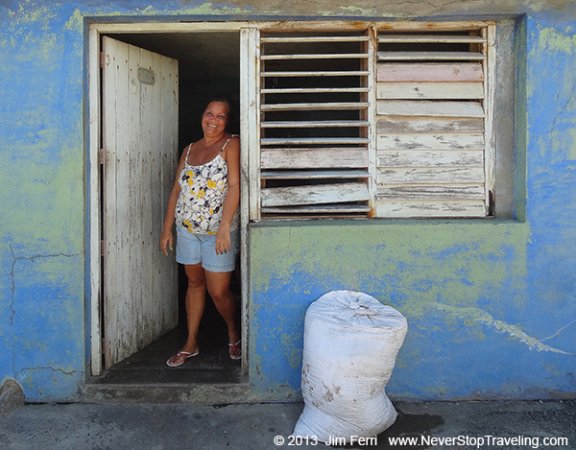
[293,290,408,443]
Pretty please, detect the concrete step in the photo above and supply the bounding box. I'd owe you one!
[81,380,257,404]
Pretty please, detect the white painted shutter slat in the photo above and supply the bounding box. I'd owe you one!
[378,51,485,61]
[377,133,485,150]
[377,63,483,82]
[262,120,370,128]
[262,102,369,111]
[261,169,369,180]
[262,137,369,145]
[261,182,370,207]
[262,87,370,94]
[377,166,485,184]
[375,199,487,218]
[377,116,484,134]
[261,70,369,77]
[377,184,485,199]
[377,100,485,117]
[377,82,484,100]
[377,149,484,167]
[262,204,371,214]
[262,53,368,60]
[261,147,368,169]
[261,36,369,43]
[378,34,485,44]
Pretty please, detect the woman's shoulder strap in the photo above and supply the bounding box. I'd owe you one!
[220,134,239,152]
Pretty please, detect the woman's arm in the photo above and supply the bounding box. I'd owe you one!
[215,136,240,255]
[160,147,188,256]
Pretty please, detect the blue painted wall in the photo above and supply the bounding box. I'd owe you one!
[0,1,575,401]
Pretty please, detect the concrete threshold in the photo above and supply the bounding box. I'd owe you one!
[81,380,259,404]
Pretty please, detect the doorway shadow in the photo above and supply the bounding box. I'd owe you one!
[95,272,243,385]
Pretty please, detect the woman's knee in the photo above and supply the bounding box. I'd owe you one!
[185,265,206,289]
[207,281,232,303]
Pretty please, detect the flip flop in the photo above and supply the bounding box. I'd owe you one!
[228,340,241,360]
[166,349,200,367]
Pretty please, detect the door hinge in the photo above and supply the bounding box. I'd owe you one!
[100,51,106,68]
[100,240,105,256]
[98,148,105,165]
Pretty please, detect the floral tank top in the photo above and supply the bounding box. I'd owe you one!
[175,135,238,235]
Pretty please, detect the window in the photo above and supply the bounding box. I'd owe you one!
[249,22,496,220]
[258,31,371,218]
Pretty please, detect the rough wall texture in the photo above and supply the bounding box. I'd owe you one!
[0,0,575,401]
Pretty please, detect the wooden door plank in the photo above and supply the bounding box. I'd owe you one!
[101,37,179,368]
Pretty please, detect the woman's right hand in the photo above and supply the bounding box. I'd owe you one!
[160,230,173,256]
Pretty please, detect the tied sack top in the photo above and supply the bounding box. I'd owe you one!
[175,135,238,235]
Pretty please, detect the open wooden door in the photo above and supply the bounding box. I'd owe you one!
[101,36,179,368]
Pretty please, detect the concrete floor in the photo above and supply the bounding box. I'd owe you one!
[1,400,574,449]
[93,327,243,385]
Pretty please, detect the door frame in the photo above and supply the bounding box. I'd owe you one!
[87,21,255,377]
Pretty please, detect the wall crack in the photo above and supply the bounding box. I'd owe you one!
[16,366,78,377]
[433,303,574,355]
[8,243,80,325]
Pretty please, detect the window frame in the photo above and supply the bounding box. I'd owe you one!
[247,20,498,221]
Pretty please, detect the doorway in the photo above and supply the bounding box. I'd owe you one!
[90,28,243,384]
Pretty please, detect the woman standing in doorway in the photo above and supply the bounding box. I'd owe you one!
[160,95,241,367]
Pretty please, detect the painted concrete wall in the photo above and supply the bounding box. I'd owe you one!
[1,0,575,402]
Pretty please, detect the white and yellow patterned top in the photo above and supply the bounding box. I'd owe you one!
[175,136,238,235]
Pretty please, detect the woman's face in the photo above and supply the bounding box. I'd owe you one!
[201,101,229,138]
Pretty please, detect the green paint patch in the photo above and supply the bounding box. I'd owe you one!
[250,222,529,313]
[65,9,84,31]
[538,24,576,53]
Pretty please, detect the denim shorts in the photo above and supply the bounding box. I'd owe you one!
[176,227,239,272]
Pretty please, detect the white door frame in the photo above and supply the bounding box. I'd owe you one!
[87,21,255,376]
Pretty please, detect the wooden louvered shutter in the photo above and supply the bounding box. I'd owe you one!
[374,26,495,218]
[258,32,372,218]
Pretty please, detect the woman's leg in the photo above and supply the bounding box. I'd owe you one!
[181,263,207,353]
[205,270,240,357]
